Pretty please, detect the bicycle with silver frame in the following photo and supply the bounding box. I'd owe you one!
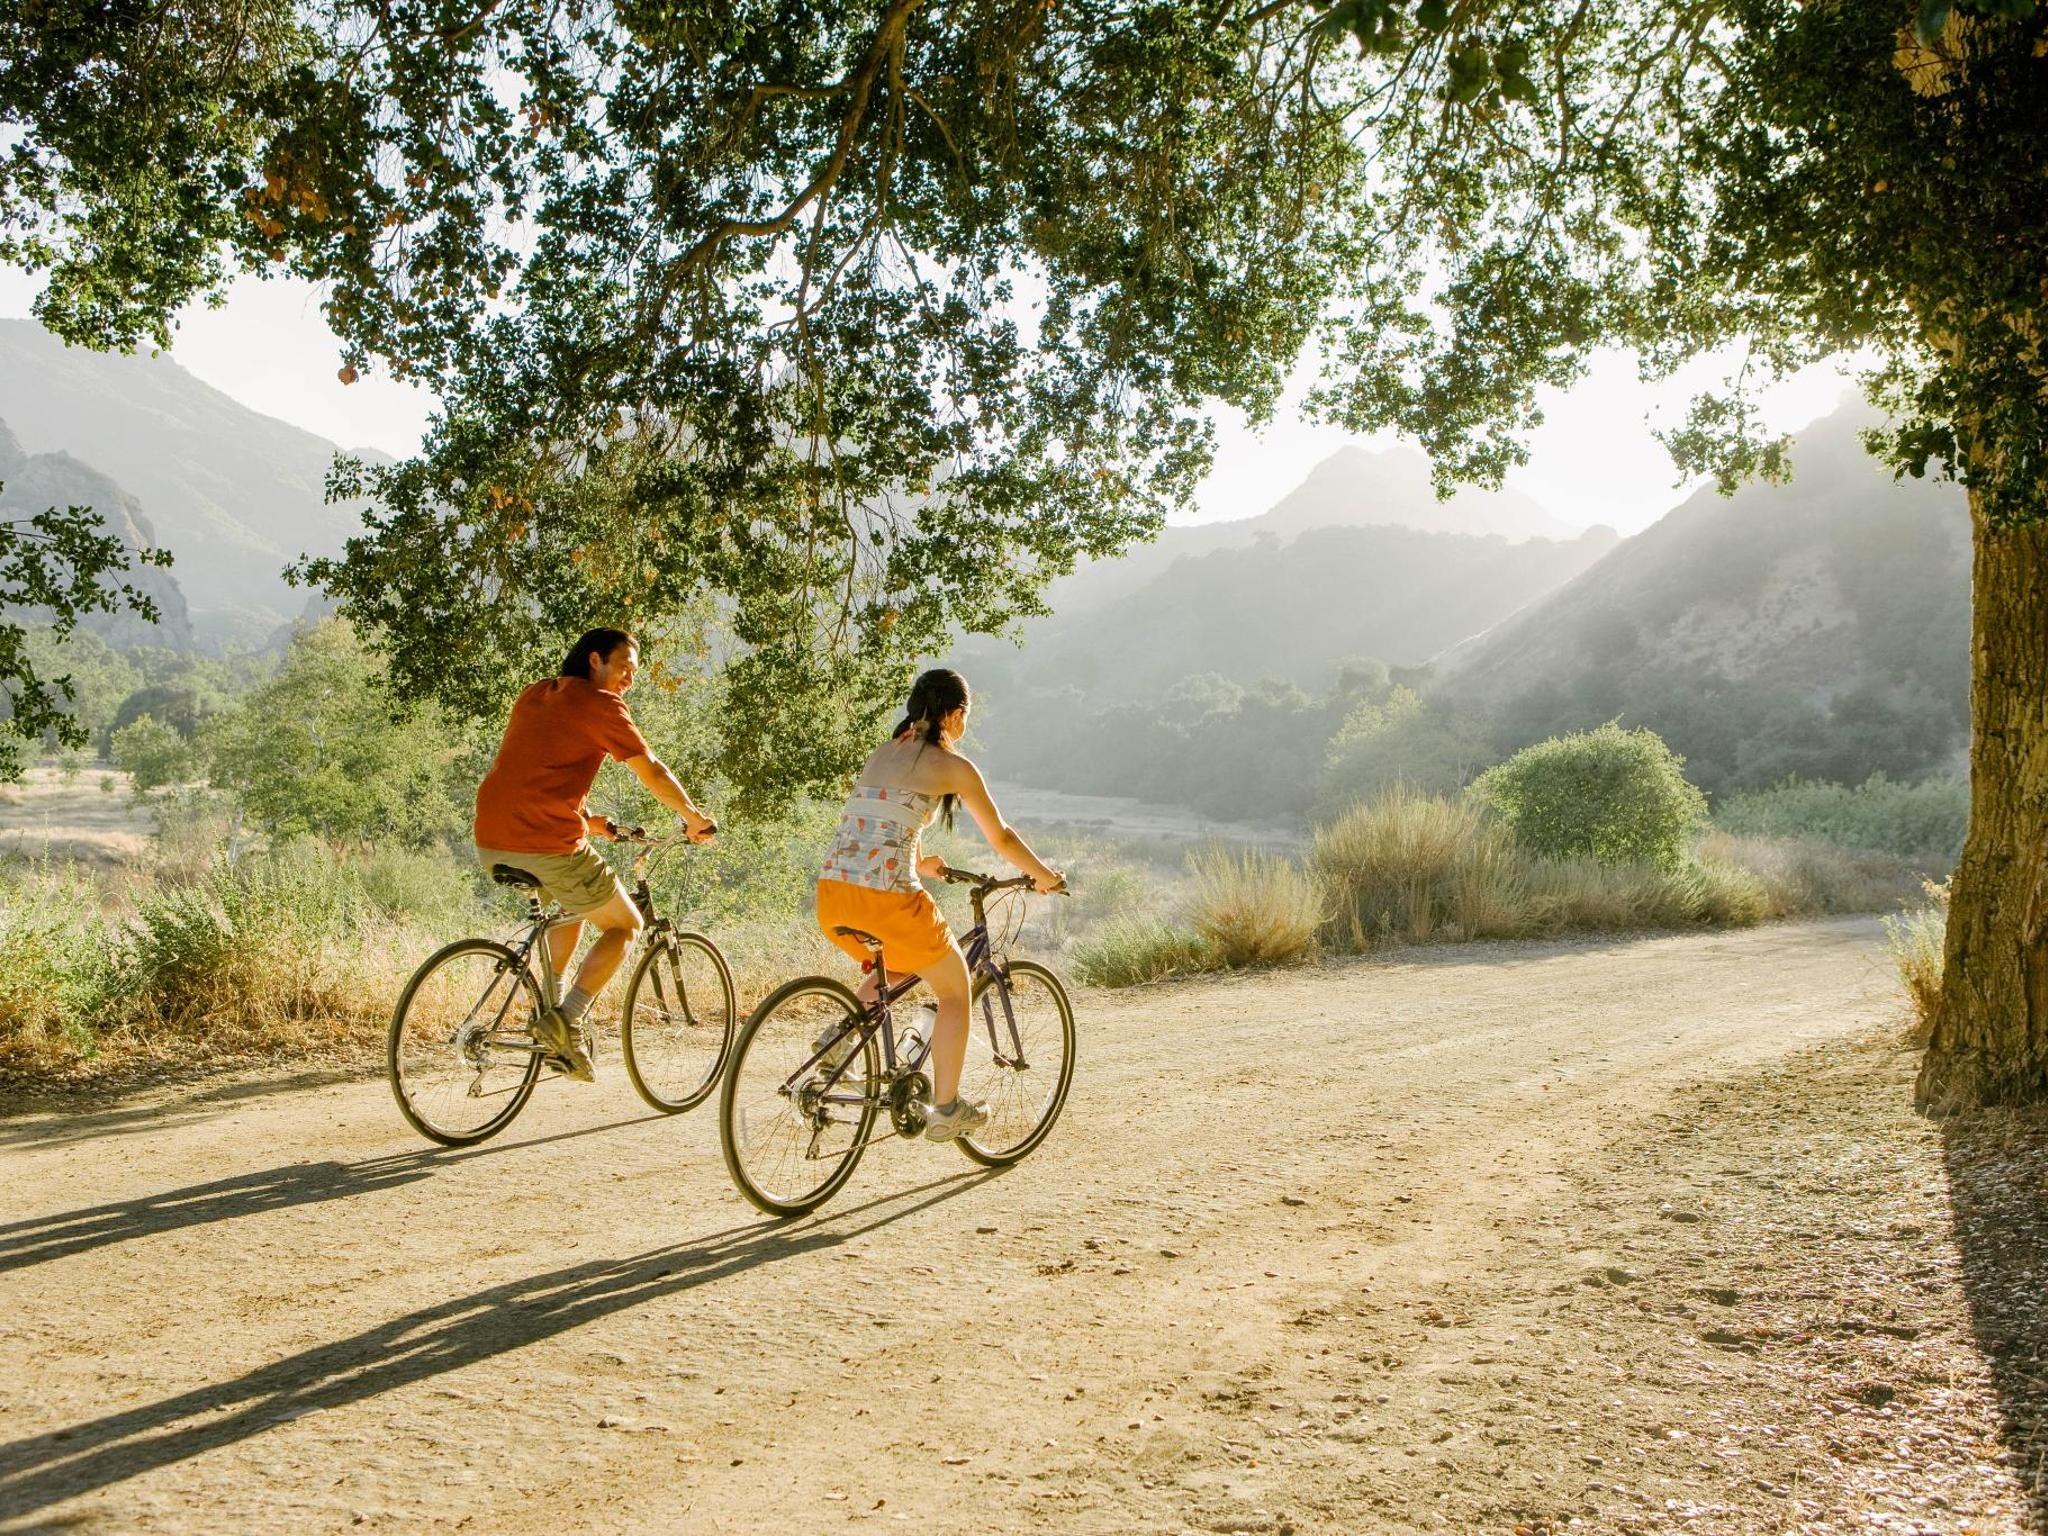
[388,823,736,1146]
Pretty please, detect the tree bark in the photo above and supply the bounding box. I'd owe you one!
[1915,494,2048,1111]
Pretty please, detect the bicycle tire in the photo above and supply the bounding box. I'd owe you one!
[389,937,545,1146]
[719,975,879,1217]
[621,929,737,1113]
[956,959,1077,1168]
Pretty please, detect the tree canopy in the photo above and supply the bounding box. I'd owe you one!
[6,0,2042,789]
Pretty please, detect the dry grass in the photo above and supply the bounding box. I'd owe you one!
[1071,917,1218,988]
[1699,831,1926,918]
[1312,791,1521,947]
[1185,847,1322,968]
[1883,879,1949,1045]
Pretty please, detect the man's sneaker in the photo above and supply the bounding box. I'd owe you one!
[921,1096,989,1143]
[533,1007,595,1082]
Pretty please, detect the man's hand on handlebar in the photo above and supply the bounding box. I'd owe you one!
[1032,868,1067,896]
[684,813,718,845]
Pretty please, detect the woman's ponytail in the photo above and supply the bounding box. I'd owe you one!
[891,668,969,828]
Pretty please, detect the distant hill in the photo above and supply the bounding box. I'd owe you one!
[961,520,1619,708]
[0,419,192,650]
[0,321,382,650]
[1433,402,1971,791]
[1039,443,1581,614]
[1250,444,1579,542]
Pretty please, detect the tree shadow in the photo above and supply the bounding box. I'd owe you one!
[0,1113,668,1275]
[0,1168,992,1522]
[0,1069,363,1150]
[1943,1107,2048,1529]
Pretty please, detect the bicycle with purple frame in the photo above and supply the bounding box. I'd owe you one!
[717,865,1076,1217]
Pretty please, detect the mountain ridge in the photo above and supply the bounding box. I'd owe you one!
[0,419,194,650]
[0,320,382,649]
[1432,402,1970,790]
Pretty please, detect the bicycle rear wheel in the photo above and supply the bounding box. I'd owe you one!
[389,938,544,1146]
[621,929,737,1112]
[719,976,878,1217]
[957,960,1076,1168]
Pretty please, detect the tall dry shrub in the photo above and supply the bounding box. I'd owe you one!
[1885,879,1949,1045]
[1312,792,1526,949]
[1185,848,1322,967]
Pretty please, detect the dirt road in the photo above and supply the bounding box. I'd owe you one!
[1,919,2031,1533]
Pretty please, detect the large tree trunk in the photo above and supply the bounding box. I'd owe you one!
[1916,494,2048,1111]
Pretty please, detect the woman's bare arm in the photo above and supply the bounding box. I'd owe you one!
[947,755,1062,892]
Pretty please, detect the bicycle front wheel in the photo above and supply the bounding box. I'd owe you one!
[719,976,879,1217]
[389,938,545,1146]
[957,959,1076,1168]
[621,929,737,1112]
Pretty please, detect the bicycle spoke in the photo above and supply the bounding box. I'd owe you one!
[721,979,878,1215]
[622,932,735,1113]
[390,941,543,1145]
[959,962,1075,1166]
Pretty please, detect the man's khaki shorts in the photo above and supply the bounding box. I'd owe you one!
[475,842,627,917]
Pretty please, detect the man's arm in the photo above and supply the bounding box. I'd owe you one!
[622,753,717,841]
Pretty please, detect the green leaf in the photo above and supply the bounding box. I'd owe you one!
[1447,43,1493,103]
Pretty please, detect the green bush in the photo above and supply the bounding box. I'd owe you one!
[0,862,122,1070]
[111,712,200,792]
[1471,723,1707,870]
[1713,774,1966,864]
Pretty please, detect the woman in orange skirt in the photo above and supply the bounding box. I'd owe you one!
[815,668,1064,1141]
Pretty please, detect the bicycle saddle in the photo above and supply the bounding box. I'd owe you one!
[490,865,543,890]
[831,925,883,950]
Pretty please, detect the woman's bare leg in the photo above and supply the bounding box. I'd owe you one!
[919,946,973,1104]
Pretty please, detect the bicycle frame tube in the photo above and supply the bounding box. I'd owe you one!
[784,914,1021,1101]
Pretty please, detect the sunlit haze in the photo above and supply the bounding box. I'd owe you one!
[3,265,1859,536]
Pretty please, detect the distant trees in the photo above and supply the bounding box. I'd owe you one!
[202,621,485,846]
[0,506,169,778]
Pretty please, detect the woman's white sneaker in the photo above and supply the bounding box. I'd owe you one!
[921,1097,989,1142]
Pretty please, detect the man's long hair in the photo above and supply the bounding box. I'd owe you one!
[561,628,636,681]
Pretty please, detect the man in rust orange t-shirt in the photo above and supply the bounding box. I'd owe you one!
[475,627,716,1080]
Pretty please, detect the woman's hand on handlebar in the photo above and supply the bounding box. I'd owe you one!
[684,812,718,845]
[1032,868,1067,896]
[918,853,947,881]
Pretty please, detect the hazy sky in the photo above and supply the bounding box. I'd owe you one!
[1,266,1859,537]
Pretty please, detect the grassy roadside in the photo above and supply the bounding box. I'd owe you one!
[1074,793,1938,988]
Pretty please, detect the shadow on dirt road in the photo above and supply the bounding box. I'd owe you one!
[1945,1108,2048,1531]
[0,1113,672,1275]
[0,1168,992,1522]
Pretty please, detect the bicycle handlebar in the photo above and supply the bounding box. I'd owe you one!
[603,820,714,847]
[937,865,1067,895]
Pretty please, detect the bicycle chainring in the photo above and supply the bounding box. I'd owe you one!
[888,1072,931,1138]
